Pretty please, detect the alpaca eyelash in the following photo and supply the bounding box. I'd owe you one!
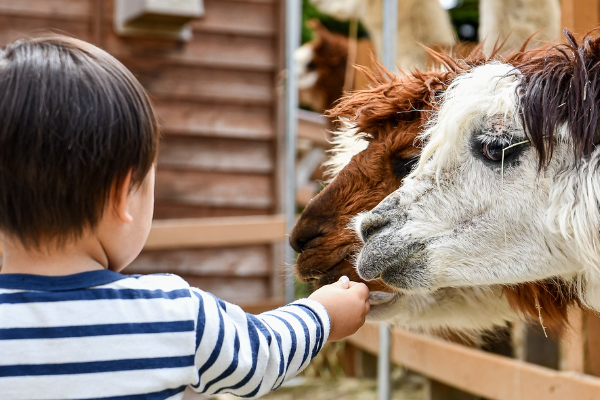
[476,132,523,147]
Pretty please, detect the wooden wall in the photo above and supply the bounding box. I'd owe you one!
[0,0,286,304]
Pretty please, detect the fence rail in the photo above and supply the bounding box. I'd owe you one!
[144,214,287,250]
[348,323,600,400]
[143,217,600,398]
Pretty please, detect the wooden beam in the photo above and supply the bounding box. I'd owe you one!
[297,109,331,147]
[560,307,585,373]
[561,0,600,38]
[144,215,286,250]
[238,297,285,314]
[348,323,600,400]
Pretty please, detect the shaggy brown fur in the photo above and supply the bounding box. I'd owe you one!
[291,40,582,334]
[299,20,349,113]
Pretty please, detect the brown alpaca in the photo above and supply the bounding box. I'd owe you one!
[290,43,578,334]
[295,20,349,113]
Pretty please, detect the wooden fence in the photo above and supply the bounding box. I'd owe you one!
[348,323,600,400]
[143,215,600,400]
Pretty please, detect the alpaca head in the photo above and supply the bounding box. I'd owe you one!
[295,20,348,112]
[290,55,529,332]
[290,66,445,291]
[355,32,600,311]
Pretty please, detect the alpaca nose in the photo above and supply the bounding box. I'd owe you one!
[358,212,389,243]
[289,215,324,253]
[289,222,309,253]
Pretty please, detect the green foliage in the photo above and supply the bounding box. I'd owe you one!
[448,0,480,42]
[301,0,369,44]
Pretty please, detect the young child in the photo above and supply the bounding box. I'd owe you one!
[0,36,370,399]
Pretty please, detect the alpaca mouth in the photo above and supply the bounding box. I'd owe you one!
[366,291,403,321]
[295,246,353,282]
[368,291,398,306]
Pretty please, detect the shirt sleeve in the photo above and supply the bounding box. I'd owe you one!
[188,288,331,398]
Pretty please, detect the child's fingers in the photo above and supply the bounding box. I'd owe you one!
[334,275,350,289]
[349,282,370,299]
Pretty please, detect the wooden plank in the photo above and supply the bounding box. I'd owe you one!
[560,307,585,373]
[153,203,270,219]
[159,136,273,173]
[154,100,273,140]
[180,276,271,303]
[297,109,331,147]
[155,169,273,208]
[191,0,276,37]
[144,215,286,249]
[561,0,600,37]
[0,15,92,44]
[584,311,600,377]
[104,30,277,72]
[103,0,277,37]
[130,245,272,276]
[0,0,89,19]
[127,62,274,106]
[348,323,600,400]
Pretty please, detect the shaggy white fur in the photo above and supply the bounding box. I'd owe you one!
[367,285,516,334]
[322,117,518,333]
[354,63,597,311]
[309,0,456,71]
[294,44,319,89]
[321,120,369,183]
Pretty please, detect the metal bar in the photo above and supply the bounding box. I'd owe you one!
[378,323,392,400]
[284,0,302,305]
[379,1,397,399]
[382,0,398,71]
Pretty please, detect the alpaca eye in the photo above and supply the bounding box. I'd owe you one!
[482,141,517,162]
[307,61,317,71]
[391,157,418,178]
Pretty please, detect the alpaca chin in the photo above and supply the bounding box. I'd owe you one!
[366,286,516,333]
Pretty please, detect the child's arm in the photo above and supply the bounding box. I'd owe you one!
[189,277,369,398]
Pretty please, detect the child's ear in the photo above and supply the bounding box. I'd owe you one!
[114,171,134,224]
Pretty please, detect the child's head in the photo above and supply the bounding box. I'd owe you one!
[0,35,160,250]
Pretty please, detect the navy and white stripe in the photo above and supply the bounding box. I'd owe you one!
[0,270,330,399]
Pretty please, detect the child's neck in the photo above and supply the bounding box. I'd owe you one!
[1,234,109,276]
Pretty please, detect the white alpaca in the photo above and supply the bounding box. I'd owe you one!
[323,122,517,333]
[309,0,456,71]
[479,0,561,55]
[310,0,561,66]
[353,39,600,311]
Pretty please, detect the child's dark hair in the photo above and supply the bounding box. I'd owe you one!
[0,35,160,249]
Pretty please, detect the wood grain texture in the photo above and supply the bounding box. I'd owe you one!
[155,169,273,208]
[144,215,286,249]
[125,62,274,106]
[159,136,273,173]
[104,30,276,71]
[154,100,274,139]
[349,323,600,400]
[129,245,272,276]
[153,203,271,219]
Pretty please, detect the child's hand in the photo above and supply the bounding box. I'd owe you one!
[308,276,370,342]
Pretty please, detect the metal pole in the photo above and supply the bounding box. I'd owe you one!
[284,0,301,305]
[382,0,398,71]
[379,1,397,400]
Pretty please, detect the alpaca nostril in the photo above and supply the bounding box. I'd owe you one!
[359,213,388,243]
[289,221,322,253]
[289,232,307,253]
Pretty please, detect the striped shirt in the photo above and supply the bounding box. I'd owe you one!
[0,270,330,399]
